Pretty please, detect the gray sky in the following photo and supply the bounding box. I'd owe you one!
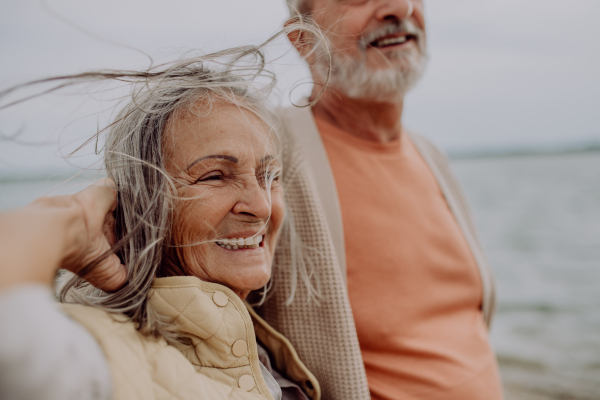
[1,0,599,175]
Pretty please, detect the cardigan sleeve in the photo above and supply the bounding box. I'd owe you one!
[0,284,112,400]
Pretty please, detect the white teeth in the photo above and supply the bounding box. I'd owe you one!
[375,36,408,47]
[216,235,263,250]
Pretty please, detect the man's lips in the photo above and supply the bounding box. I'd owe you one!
[369,33,416,49]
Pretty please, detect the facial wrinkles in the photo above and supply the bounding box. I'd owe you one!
[158,100,284,298]
[183,168,271,232]
[170,171,273,279]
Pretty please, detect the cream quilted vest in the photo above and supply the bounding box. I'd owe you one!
[61,276,320,400]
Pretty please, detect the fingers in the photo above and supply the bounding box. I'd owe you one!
[81,178,128,292]
[102,209,118,248]
[62,178,125,292]
[82,253,127,293]
[75,178,118,221]
[94,178,118,212]
[78,178,125,292]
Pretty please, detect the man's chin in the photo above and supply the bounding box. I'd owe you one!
[331,66,425,103]
[312,47,428,103]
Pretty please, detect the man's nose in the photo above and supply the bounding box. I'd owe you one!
[232,180,272,220]
[374,0,414,22]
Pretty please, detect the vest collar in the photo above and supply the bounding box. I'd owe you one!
[149,276,258,371]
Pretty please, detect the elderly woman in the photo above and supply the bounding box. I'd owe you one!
[0,31,325,400]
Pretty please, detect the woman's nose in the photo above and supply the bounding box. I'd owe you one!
[232,181,271,220]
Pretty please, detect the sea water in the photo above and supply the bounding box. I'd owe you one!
[0,177,95,210]
[452,152,600,399]
[1,152,599,399]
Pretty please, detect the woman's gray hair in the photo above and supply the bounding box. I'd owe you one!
[2,19,329,342]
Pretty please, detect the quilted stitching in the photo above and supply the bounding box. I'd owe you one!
[153,288,246,370]
[151,289,219,338]
[62,278,274,400]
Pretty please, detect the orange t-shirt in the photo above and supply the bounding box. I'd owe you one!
[317,116,503,400]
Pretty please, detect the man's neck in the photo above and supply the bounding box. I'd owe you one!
[310,88,404,144]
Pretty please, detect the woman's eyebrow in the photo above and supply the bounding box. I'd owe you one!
[260,155,276,164]
[186,155,238,171]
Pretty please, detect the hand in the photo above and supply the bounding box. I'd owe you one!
[57,178,127,291]
[0,178,127,292]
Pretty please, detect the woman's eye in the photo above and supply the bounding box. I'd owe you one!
[270,171,281,182]
[257,169,281,188]
[196,172,224,183]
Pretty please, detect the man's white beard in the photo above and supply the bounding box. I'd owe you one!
[313,22,428,103]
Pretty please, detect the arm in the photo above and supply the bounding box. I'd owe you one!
[0,179,127,400]
[0,285,113,400]
[0,178,126,291]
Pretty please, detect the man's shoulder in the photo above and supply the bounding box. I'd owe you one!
[277,105,323,175]
[279,105,318,137]
[407,131,457,181]
[408,132,449,161]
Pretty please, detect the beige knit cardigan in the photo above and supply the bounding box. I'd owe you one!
[255,105,497,400]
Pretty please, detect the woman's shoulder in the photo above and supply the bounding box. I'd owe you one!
[61,303,133,332]
[60,303,231,400]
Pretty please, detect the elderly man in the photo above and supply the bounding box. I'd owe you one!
[256,1,504,399]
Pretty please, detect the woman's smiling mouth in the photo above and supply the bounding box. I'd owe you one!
[215,235,263,250]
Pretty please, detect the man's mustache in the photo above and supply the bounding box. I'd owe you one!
[358,19,424,52]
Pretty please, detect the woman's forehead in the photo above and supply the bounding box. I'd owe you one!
[164,100,276,167]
